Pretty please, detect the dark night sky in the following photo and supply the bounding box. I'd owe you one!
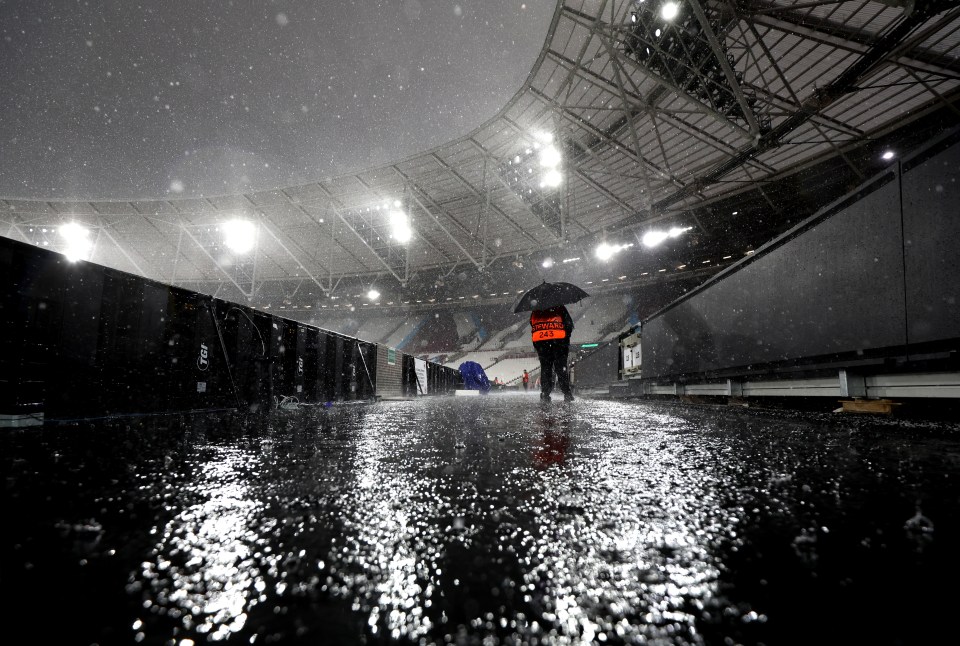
[0,1,555,200]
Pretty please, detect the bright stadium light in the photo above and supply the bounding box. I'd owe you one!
[534,131,554,145]
[642,230,669,247]
[661,1,680,21]
[643,225,692,248]
[390,209,412,243]
[223,219,257,254]
[541,169,563,188]
[367,289,380,301]
[596,242,620,261]
[59,222,93,262]
[539,145,561,168]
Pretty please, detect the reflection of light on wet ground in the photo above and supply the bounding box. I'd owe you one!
[500,401,731,643]
[12,397,959,644]
[331,405,444,640]
[137,447,272,641]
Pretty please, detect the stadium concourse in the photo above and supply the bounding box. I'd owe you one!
[3,1,960,645]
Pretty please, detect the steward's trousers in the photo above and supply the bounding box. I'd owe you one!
[533,339,571,397]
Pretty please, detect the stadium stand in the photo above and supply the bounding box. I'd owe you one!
[356,314,407,344]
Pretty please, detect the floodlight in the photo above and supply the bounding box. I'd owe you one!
[223,219,257,254]
[541,169,563,188]
[642,226,691,248]
[389,210,412,243]
[59,222,93,262]
[542,257,554,268]
[539,145,561,167]
[642,230,669,247]
[367,289,380,301]
[882,150,895,160]
[595,242,619,261]
[661,1,679,21]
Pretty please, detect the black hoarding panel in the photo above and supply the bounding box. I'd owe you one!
[268,317,296,400]
[292,325,307,396]
[642,172,907,379]
[158,290,235,413]
[340,339,360,400]
[333,336,348,400]
[45,261,105,419]
[302,327,321,402]
[902,133,960,348]
[94,271,148,415]
[215,302,266,412]
[321,332,338,402]
[275,323,307,399]
[354,341,376,400]
[317,331,335,402]
[0,240,69,416]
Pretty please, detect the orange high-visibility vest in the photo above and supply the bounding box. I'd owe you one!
[531,310,567,342]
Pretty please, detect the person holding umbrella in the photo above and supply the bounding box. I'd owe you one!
[530,304,575,402]
[515,281,589,403]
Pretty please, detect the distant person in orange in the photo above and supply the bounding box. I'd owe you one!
[522,370,530,391]
[529,305,574,402]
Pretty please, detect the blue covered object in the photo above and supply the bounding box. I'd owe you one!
[459,361,491,393]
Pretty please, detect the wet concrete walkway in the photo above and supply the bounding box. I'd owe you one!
[4,393,960,645]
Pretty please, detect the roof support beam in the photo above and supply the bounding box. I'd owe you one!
[244,194,333,278]
[280,188,372,276]
[179,224,256,300]
[84,202,152,277]
[314,184,406,283]
[745,2,960,79]
[396,157,536,256]
[653,0,951,213]
[403,183,483,269]
[98,225,148,277]
[333,208,406,284]
[528,85,679,192]
[553,10,754,138]
[257,221,329,295]
[149,201,216,282]
[688,0,762,135]
[600,37,660,198]
[741,16,866,180]
[440,144,545,247]
[421,153,509,256]
[355,172,459,266]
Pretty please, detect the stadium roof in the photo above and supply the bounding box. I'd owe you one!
[4,0,959,308]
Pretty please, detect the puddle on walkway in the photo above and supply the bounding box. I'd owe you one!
[3,396,960,644]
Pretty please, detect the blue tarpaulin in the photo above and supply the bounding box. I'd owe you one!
[458,361,491,393]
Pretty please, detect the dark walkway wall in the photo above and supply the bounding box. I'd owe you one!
[903,134,960,347]
[570,342,620,388]
[0,237,456,423]
[641,129,960,381]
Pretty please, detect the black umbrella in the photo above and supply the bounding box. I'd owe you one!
[513,281,590,313]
